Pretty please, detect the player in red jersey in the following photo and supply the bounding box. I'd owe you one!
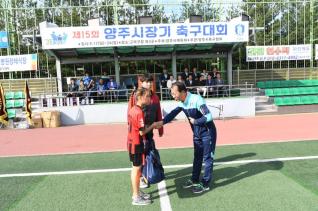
[128,74,164,189]
[127,87,156,205]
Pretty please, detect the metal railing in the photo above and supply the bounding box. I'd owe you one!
[34,83,255,108]
[159,84,255,101]
[233,68,318,86]
[36,89,134,108]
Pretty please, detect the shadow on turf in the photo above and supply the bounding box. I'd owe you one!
[149,153,283,199]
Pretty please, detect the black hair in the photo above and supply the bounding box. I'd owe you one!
[171,81,187,92]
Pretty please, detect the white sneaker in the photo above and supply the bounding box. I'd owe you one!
[139,190,151,200]
[132,195,151,206]
[131,191,151,200]
[139,177,149,189]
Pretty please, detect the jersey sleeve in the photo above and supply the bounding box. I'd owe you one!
[136,111,145,131]
[163,106,182,124]
[127,91,136,121]
[193,96,212,125]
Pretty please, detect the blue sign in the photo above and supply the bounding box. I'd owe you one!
[0,31,8,48]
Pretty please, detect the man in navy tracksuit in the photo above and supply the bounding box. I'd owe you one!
[155,81,217,193]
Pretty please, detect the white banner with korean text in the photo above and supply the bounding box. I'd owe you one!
[40,21,249,49]
[246,45,312,61]
[0,54,38,72]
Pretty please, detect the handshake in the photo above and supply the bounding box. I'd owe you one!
[151,121,163,129]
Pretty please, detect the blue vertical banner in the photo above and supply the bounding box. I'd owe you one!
[0,31,9,48]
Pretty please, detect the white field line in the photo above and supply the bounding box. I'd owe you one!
[158,180,172,211]
[0,155,318,178]
[2,155,318,211]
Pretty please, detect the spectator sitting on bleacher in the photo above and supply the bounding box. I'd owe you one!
[192,67,200,80]
[101,71,110,84]
[206,74,214,86]
[159,68,170,88]
[83,72,94,88]
[86,79,96,99]
[181,67,190,81]
[201,69,209,80]
[167,75,176,89]
[186,75,198,93]
[185,74,196,87]
[78,80,87,92]
[97,78,107,98]
[78,79,87,101]
[214,72,227,97]
[206,74,215,96]
[107,77,118,90]
[197,75,208,97]
[211,67,218,79]
[177,75,185,84]
[67,78,78,97]
[107,77,118,100]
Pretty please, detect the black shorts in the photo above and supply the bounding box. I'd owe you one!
[129,153,143,166]
[128,143,144,167]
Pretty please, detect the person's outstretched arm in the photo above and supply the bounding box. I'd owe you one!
[192,97,212,126]
[163,106,182,124]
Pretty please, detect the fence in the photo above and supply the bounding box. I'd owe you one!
[35,83,255,108]
[233,68,318,85]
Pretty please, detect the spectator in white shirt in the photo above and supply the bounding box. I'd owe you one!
[167,75,176,89]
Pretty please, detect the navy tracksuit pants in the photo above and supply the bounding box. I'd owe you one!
[191,123,217,186]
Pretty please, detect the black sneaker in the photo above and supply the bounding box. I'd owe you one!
[182,179,195,189]
[192,183,210,194]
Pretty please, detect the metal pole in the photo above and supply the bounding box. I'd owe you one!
[227,48,233,85]
[310,0,314,74]
[56,58,63,95]
[172,50,177,79]
[114,52,120,84]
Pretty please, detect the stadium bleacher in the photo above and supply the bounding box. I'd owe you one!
[257,80,318,106]
[5,91,26,119]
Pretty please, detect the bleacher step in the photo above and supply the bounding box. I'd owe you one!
[255,96,270,103]
[256,105,278,113]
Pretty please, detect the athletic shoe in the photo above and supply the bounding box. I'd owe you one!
[182,179,195,189]
[140,177,149,189]
[131,191,151,200]
[139,190,151,200]
[132,195,151,206]
[192,183,210,194]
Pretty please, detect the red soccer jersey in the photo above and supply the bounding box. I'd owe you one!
[127,105,145,154]
[127,90,164,136]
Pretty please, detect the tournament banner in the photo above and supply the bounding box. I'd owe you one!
[40,21,249,49]
[246,45,312,61]
[0,54,38,72]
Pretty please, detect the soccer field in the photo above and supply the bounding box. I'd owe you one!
[1,140,318,211]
